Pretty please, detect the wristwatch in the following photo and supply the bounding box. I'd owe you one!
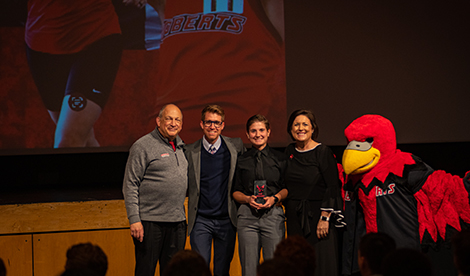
[320,216,330,221]
[273,196,279,204]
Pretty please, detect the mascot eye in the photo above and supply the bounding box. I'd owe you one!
[366,138,374,143]
[346,140,373,151]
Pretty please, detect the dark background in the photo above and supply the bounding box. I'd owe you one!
[285,1,470,146]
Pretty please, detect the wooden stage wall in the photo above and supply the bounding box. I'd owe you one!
[0,199,243,276]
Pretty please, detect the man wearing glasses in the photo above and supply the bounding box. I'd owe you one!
[185,104,245,276]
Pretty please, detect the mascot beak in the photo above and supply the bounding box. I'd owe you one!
[342,140,381,175]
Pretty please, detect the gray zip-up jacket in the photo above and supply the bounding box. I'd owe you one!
[123,128,188,225]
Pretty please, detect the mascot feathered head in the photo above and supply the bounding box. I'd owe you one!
[342,115,397,175]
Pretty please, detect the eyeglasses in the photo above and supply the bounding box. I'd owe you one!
[203,120,223,127]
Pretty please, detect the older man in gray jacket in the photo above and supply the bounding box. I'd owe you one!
[123,104,187,276]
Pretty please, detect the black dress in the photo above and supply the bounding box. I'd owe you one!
[284,143,342,276]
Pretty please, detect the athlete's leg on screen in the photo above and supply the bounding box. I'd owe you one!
[54,95,101,147]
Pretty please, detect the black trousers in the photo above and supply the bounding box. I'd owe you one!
[133,220,187,276]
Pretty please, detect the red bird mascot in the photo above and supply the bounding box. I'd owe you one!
[341,114,470,275]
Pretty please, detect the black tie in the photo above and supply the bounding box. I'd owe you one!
[255,151,265,179]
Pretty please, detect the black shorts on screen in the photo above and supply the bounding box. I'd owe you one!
[26,34,122,111]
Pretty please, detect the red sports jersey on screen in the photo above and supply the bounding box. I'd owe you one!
[155,0,286,144]
[25,0,121,54]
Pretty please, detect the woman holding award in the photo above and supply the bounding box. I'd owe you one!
[232,114,288,276]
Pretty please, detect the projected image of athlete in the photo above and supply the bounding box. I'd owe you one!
[124,0,287,144]
[25,0,123,147]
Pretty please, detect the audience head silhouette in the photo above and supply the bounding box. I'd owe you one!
[163,250,211,276]
[358,232,396,276]
[0,258,6,276]
[382,248,432,276]
[273,235,316,276]
[60,268,101,276]
[257,258,301,276]
[452,229,470,276]
[63,243,107,276]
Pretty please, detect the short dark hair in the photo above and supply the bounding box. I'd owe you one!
[65,243,108,276]
[274,236,316,276]
[246,114,270,132]
[201,104,225,122]
[163,250,211,276]
[382,248,432,276]
[359,232,396,274]
[287,109,319,141]
[452,229,470,275]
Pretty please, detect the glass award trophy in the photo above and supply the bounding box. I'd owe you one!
[254,180,267,204]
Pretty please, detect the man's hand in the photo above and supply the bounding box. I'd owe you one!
[130,222,144,242]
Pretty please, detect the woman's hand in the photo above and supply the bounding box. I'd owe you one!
[257,196,277,209]
[234,191,261,209]
[234,192,278,210]
[249,195,263,209]
[317,220,329,239]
